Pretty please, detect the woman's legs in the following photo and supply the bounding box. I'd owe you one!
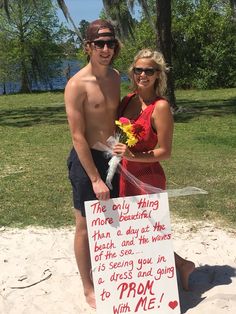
[174,252,195,290]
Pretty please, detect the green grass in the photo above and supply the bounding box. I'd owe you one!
[0,88,235,228]
[165,88,236,227]
[0,92,74,227]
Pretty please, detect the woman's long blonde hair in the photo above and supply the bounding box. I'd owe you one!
[128,48,169,97]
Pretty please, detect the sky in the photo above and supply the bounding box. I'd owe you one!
[56,0,141,28]
[56,0,104,25]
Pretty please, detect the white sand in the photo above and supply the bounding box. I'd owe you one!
[1,219,236,314]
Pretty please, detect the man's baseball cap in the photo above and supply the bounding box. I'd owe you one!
[85,19,116,41]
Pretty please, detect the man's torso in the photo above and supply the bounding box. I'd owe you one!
[75,66,120,147]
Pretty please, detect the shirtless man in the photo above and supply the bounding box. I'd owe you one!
[65,20,121,309]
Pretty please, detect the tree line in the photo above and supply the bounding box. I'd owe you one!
[0,0,70,94]
[0,0,235,95]
[98,0,236,90]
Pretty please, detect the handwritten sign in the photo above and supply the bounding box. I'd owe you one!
[85,192,180,314]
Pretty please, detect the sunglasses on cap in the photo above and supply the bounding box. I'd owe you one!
[133,67,158,76]
[92,39,117,49]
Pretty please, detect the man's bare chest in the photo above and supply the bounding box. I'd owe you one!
[85,82,119,113]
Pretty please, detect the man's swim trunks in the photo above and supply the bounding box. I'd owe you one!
[67,147,119,217]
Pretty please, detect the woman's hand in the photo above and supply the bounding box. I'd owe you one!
[113,143,134,158]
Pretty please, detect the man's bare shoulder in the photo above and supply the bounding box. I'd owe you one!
[65,66,90,92]
[64,66,94,107]
[109,67,120,81]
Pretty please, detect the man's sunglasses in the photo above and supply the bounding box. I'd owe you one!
[92,39,117,49]
[133,67,158,76]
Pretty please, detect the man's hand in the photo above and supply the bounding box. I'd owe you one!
[92,178,110,201]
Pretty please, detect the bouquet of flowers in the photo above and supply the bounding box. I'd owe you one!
[105,117,144,189]
[94,118,208,198]
[115,117,139,146]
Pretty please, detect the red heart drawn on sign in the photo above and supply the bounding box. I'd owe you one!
[168,300,178,310]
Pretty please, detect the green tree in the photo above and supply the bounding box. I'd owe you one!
[99,0,176,107]
[172,0,236,89]
[0,0,65,93]
[3,1,234,91]
[102,0,176,107]
[0,32,16,94]
[155,0,175,106]
[0,0,176,106]
[114,18,156,74]
[229,0,236,19]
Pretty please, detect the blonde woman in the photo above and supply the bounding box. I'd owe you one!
[114,48,195,290]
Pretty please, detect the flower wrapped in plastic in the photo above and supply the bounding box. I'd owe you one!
[105,117,144,189]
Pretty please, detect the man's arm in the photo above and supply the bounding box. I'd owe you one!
[64,78,110,201]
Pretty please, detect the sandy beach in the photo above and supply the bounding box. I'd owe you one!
[1,218,236,314]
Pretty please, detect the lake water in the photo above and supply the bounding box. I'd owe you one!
[0,60,128,95]
[0,60,80,95]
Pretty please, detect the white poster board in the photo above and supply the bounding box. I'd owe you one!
[85,192,180,314]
